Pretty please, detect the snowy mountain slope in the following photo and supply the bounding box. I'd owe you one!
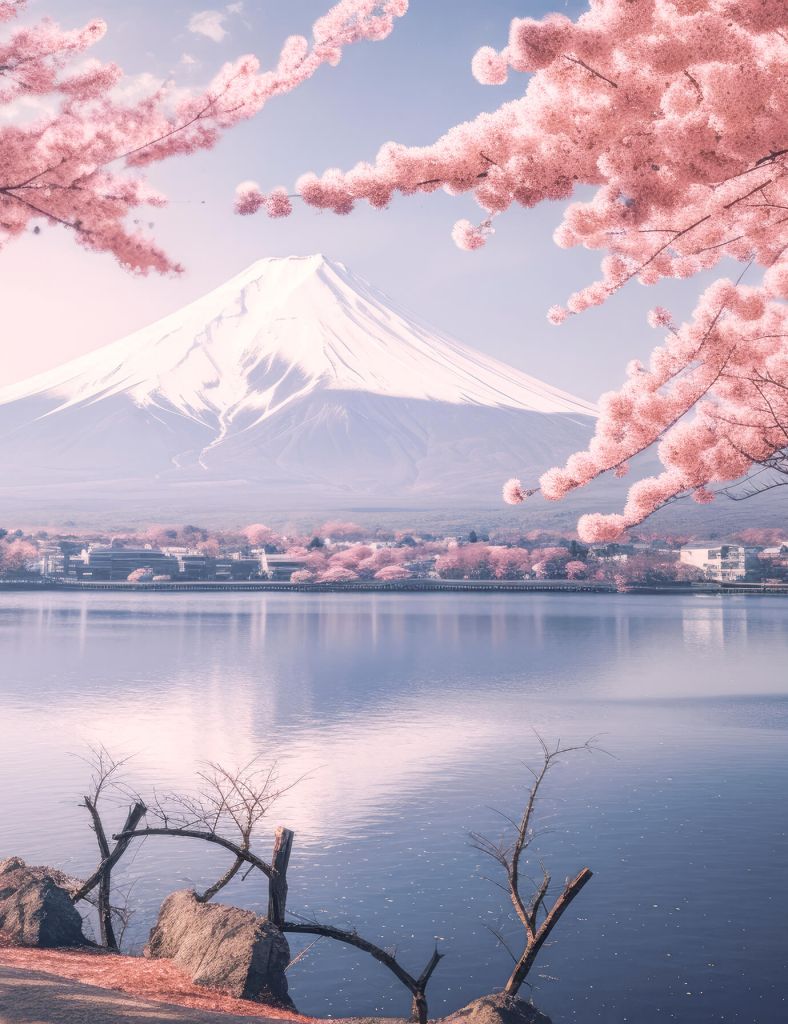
[0,254,602,512]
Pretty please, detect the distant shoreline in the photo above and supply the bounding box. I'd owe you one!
[2,578,788,596]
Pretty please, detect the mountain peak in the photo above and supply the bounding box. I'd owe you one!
[243,252,335,274]
[1,255,596,424]
[0,255,601,511]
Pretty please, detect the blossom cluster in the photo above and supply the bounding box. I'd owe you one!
[252,0,787,538]
[0,0,407,272]
[509,283,788,541]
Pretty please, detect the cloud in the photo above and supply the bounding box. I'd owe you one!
[188,9,227,42]
[179,53,200,68]
[226,2,243,13]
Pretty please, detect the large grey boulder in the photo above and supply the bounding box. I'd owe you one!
[0,856,88,947]
[445,993,552,1024]
[146,889,294,1009]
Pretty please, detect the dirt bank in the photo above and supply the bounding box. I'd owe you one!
[0,937,309,1022]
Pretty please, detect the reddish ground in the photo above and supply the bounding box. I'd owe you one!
[0,933,310,1020]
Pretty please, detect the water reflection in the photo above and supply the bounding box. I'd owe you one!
[0,592,787,1023]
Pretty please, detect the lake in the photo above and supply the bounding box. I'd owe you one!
[0,592,786,1023]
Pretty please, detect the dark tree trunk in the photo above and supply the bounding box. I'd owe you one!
[268,826,294,928]
[73,801,147,906]
[504,867,592,995]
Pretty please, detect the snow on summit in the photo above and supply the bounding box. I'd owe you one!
[0,255,594,419]
[0,255,599,513]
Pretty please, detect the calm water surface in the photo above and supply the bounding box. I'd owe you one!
[0,592,786,1023]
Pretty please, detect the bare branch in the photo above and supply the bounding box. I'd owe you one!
[111,825,274,878]
[473,736,600,996]
[282,917,443,1024]
[72,746,146,950]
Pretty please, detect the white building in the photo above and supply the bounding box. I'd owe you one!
[680,544,747,581]
[252,550,309,579]
[38,545,65,576]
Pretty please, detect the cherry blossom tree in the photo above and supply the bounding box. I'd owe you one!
[328,544,375,571]
[488,545,532,580]
[374,564,412,581]
[290,569,315,583]
[126,567,152,582]
[565,559,588,580]
[434,542,504,580]
[243,523,281,549]
[300,549,329,573]
[0,0,407,272]
[250,0,787,539]
[316,565,359,583]
[144,526,179,548]
[0,537,36,572]
[529,546,570,578]
[357,548,403,576]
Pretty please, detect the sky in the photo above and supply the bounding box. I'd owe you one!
[1,0,729,399]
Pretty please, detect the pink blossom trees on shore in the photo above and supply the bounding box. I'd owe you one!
[4,519,783,586]
[126,567,152,582]
[0,537,36,572]
[242,524,282,549]
[0,0,407,271]
[316,565,360,584]
[245,0,787,539]
[374,564,412,581]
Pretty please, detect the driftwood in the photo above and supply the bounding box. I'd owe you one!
[268,825,293,928]
[114,825,273,877]
[283,919,441,1024]
[265,826,441,1022]
[89,740,599,1015]
[113,771,443,1024]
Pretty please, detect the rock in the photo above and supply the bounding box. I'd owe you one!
[444,993,552,1024]
[146,890,294,1009]
[0,857,89,948]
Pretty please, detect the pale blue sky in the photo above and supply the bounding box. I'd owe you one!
[2,1,727,397]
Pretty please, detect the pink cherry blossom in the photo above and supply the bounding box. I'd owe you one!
[647,307,674,329]
[234,182,267,216]
[262,0,787,538]
[243,523,281,547]
[471,46,509,86]
[0,538,37,571]
[374,564,412,580]
[1,0,406,271]
[502,478,527,504]
[316,565,360,583]
[451,219,489,251]
[265,187,293,218]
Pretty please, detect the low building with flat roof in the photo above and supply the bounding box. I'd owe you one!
[261,553,308,580]
[83,547,179,581]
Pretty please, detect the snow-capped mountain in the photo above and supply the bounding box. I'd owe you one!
[0,254,599,516]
